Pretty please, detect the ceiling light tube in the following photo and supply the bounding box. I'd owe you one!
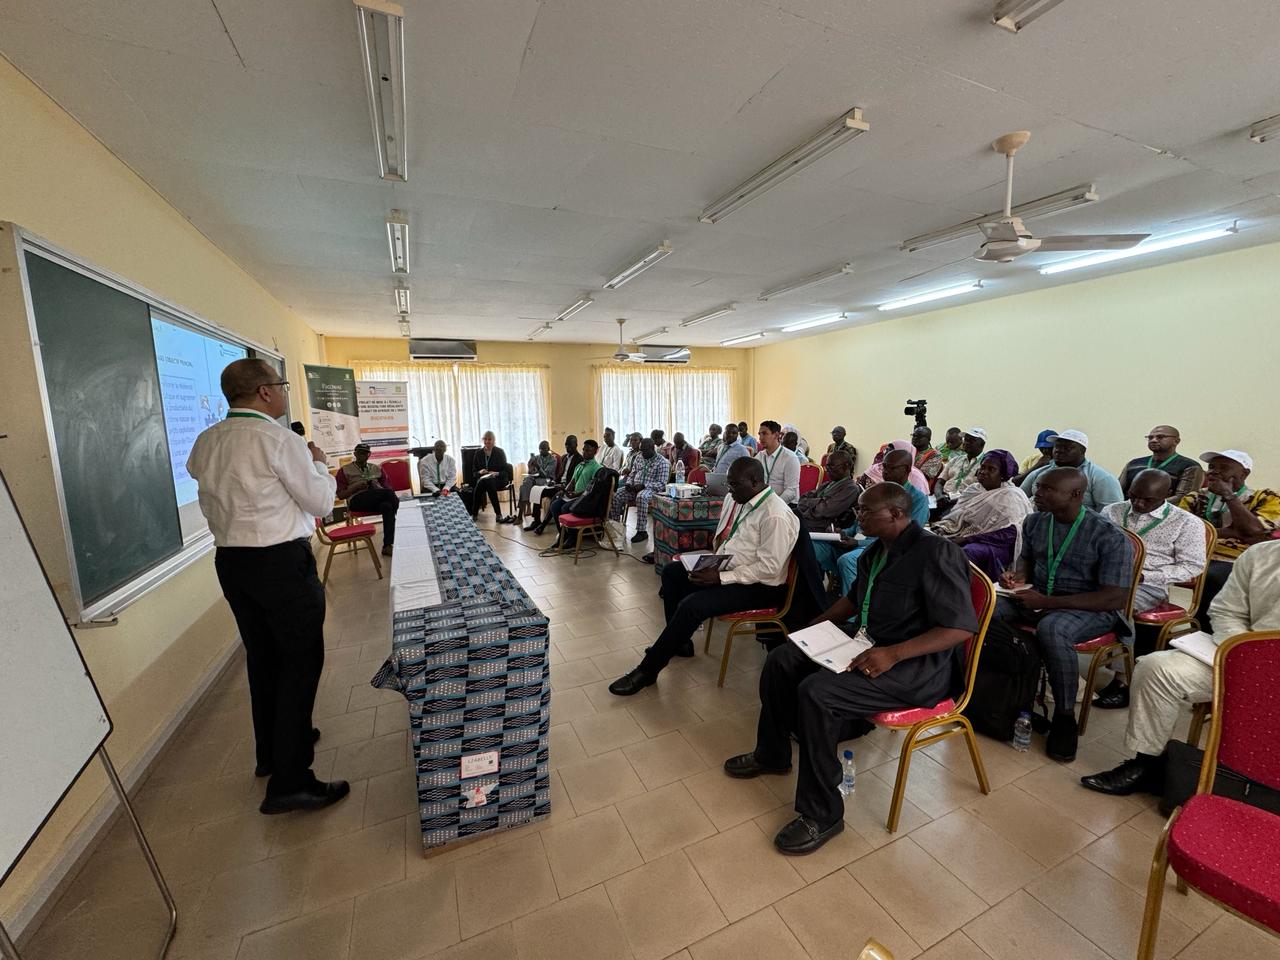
[527,323,553,340]
[992,0,1068,32]
[386,211,409,273]
[700,108,871,224]
[721,332,766,346]
[780,312,847,333]
[757,262,854,302]
[398,317,411,337]
[1249,114,1280,144]
[1038,225,1238,276]
[631,327,669,345]
[680,303,737,327]
[603,242,672,289]
[878,281,984,312]
[394,283,410,315]
[554,296,593,322]
[901,184,1097,253]
[354,0,408,181]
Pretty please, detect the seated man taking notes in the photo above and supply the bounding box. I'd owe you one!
[723,483,978,855]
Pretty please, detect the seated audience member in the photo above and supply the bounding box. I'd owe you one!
[1020,429,1122,510]
[698,424,723,467]
[608,458,799,696]
[651,429,675,461]
[857,439,930,496]
[418,440,458,496]
[935,427,987,505]
[670,432,699,477]
[710,422,749,477]
[1175,449,1280,631]
[546,459,619,550]
[517,440,559,522]
[795,450,859,533]
[738,420,758,453]
[930,449,1032,580]
[609,437,670,543]
[756,420,801,504]
[1081,539,1280,796]
[723,483,978,854]
[1012,429,1056,487]
[833,449,929,594]
[911,426,943,490]
[460,431,510,521]
[524,436,583,529]
[782,430,808,462]
[1089,469,1208,709]
[995,468,1133,761]
[622,432,643,472]
[599,427,625,472]
[336,443,399,556]
[533,440,601,535]
[827,425,857,464]
[1119,425,1204,500]
[782,424,810,458]
[935,426,965,462]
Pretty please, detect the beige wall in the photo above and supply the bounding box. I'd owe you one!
[0,57,322,924]
[750,241,1280,483]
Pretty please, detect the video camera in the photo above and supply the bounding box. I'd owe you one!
[903,399,928,428]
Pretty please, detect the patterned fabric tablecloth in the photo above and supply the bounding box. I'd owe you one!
[651,494,724,573]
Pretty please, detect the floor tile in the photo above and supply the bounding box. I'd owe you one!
[573,709,649,756]
[916,931,993,960]
[300,817,407,912]
[606,852,728,960]
[269,778,370,853]
[626,696,704,737]
[1012,763,1144,833]
[364,764,419,827]
[511,885,634,960]
[453,834,558,938]
[616,781,718,862]
[774,870,921,960]
[1175,913,1280,960]
[963,783,1096,867]
[686,822,805,921]
[963,890,1111,960]
[557,749,647,813]
[541,806,643,898]
[349,868,460,960]
[235,901,353,960]
[752,806,873,884]
[911,809,1046,905]
[682,769,780,831]
[623,731,708,789]
[422,924,518,960]
[333,731,409,781]
[687,906,809,960]
[839,770,932,847]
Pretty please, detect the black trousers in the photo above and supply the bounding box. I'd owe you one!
[1193,559,1233,634]
[347,487,399,544]
[214,540,326,796]
[462,475,505,518]
[638,564,785,676]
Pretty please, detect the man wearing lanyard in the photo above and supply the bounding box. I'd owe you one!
[935,426,987,505]
[1088,470,1207,709]
[186,359,349,815]
[608,458,798,696]
[418,440,457,496]
[335,442,400,555]
[1118,425,1203,501]
[755,420,800,504]
[599,427,626,472]
[995,468,1133,762]
[1020,429,1123,511]
[724,483,978,855]
[608,436,670,544]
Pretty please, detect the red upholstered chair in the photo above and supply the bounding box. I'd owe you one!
[345,457,412,525]
[871,565,997,833]
[688,467,707,485]
[820,453,830,468]
[1073,528,1146,734]
[702,556,798,687]
[314,518,382,587]
[556,478,618,565]
[1137,631,1280,960]
[1144,519,1219,647]
[798,462,822,495]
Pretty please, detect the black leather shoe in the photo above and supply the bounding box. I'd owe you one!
[630,530,648,543]
[723,753,791,779]
[774,815,844,855]
[1046,712,1078,763]
[255,728,321,777]
[1081,757,1159,796]
[1092,677,1130,709]
[608,668,656,696]
[381,544,394,556]
[260,779,350,815]
[676,641,695,657]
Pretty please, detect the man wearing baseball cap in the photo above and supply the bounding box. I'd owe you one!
[935,427,987,503]
[335,442,400,555]
[1118,425,1203,501]
[1013,428,1056,486]
[1174,449,1280,631]
[1020,429,1123,511]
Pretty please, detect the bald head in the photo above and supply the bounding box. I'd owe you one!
[1129,468,1172,514]
[862,480,911,515]
[1147,424,1181,458]
[221,358,279,404]
[1032,466,1086,516]
[881,447,912,485]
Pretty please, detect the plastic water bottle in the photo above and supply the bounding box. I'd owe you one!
[839,749,857,796]
[1012,712,1033,752]
[675,459,685,484]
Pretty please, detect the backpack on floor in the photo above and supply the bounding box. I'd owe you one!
[1159,739,1280,817]
[962,618,1041,741]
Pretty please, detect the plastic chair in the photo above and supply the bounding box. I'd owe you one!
[313,518,382,587]
[1141,518,1219,647]
[798,462,822,495]
[870,565,996,833]
[1074,529,1146,734]
[556,479,619,565]
[702,556,798,687]
[1137,631,1280,959]
[688,467,707,485]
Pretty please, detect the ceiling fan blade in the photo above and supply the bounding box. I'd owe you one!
[979,220,1022,242]
[896,257,970,284]
[1035,233,1149,252]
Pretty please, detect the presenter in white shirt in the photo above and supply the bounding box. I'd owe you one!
[186,359,349,815]
[418,440,458,496]
[609,457,799,696]
[755,420,801,504]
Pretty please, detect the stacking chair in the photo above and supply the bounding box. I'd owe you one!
[702,556,799,687]
[1073,529,1145,734]
[346,456,412,525]
[798,462,822,495]
[1138,518,1218,647]
[688,467,707,485]
[314,518,382,587]
[1137,631,1280,960]
[556,479,619,565]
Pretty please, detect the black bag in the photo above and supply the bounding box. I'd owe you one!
[1159,739,1280,817]
[962,618,1041,741]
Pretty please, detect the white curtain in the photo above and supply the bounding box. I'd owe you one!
[593,365,735,443]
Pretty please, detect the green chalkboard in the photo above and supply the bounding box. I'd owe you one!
[25,252,183,607]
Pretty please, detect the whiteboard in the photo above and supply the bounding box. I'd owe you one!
[0,472,111,884]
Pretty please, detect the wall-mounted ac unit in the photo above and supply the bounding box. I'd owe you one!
[409,338,477,360]
[639,345,691,364]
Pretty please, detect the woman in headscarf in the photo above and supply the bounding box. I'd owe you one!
[856,439,931,496]
[930,448,1032,579]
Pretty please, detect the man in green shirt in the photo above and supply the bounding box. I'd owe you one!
[532,439,602,535]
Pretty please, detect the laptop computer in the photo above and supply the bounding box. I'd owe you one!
[703,472,730,498]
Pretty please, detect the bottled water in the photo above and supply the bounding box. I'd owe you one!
[675,459,685,484]
[839,749,856,796]
[1012,712,1033,752]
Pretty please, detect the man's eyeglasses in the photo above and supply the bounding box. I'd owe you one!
[264,380,290,392]
[853,505,890,518]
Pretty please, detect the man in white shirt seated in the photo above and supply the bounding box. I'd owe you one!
[756,419,800,504]
[1080,539,1280,796]
[599,427,626,472]
[417,440,458,496]
[186,359,349,816]
[608,458,799,696]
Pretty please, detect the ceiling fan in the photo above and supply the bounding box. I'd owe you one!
[590,319,648,363]
[974,130,1149,263]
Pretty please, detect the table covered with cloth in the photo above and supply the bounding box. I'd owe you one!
[651,493,725,572]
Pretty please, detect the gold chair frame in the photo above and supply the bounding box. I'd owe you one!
[702,556,799,688]
[1076,529,1145,734]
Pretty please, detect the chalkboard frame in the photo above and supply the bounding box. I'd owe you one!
[13,227,291,623]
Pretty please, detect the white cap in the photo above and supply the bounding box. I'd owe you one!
[964,427,988,441]
[1049,429,1088,448]
[1201,449,1253,471]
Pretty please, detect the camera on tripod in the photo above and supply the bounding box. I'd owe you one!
[903,399,928,428]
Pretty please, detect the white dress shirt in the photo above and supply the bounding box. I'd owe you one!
[1209,540,1280,641]
[712,487,800,586]
[186,408,336,547]
[938,452,981,498]
[1100,501,1207,590]
[755,446,800,504]
[600,443,625,472]
[418,453,459,493]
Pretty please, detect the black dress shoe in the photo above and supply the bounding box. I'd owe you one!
[676,641,695,657]
[608,667,656,696]
[1092,677,1130,709]
[1046,712,1078,763]
[774,815,844,855]
[1081,757,1159,796]
[630,531,648,543]
[381,544,394,556]
[522,521,538,531]
[723,753,792,779]
[259,779,350,815]
[255,728,322,777]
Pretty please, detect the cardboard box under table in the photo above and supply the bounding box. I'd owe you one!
[651,494,724,572]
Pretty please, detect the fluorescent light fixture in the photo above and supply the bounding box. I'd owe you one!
[394,283,410,315]
[878,281,984,312]
[700,108,870,224]
[680,303,737,327]
[527,323,553,340]
[901,184,1097,253]
[992,0,1068,32]
[386,211,409,273]
[1039,225,1238,276]
[758,262,854,302]
[398,317,411,337]
[354,0,408,181]
[603,242,672,289]
[554,296,593,322]
[781,312,847,333]
[631,327,669,345]
[1249,114,1280,144]
[721,331,766,346]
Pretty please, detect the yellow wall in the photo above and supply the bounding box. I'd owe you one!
[750,241,1280,482]
[0,57,322,924]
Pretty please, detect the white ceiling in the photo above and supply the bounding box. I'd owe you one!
[3,0,1280,347]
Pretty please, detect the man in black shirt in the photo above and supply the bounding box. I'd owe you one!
[1118,425,1203,502]
[724,483,978,855]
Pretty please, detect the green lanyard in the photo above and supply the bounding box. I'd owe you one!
[725,488,772,542]
[226,410,273,421]
[1204,486,1246,520]
[860,547,889,627]
[1045,508,1086,595]
[762,450,781,482]
[954,455,977,485]
[435,459,443,483]
[1147,453,1178,471]
[1122,502,1169,536]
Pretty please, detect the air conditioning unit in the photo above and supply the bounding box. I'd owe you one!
[409,338,477,360]
[639,344,691,364]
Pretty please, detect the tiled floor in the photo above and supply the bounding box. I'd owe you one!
[25,513,1280,960]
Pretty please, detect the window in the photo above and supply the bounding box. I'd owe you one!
[593,365,735,443]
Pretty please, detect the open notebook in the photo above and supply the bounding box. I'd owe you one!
[789,621,873,672]
[1168,631,1219,667]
